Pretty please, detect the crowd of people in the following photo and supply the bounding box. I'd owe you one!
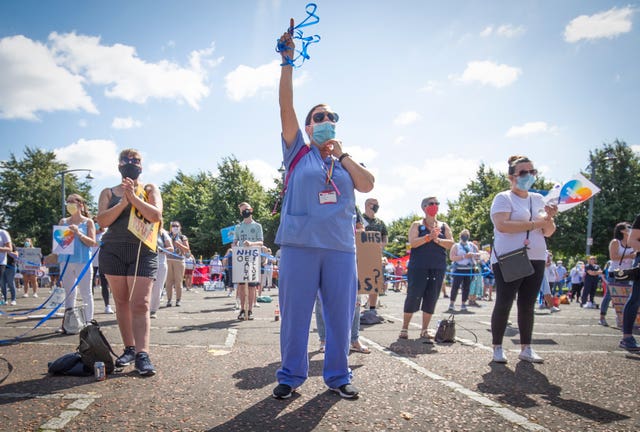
[1,21,639,402]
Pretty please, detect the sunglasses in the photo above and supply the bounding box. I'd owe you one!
[515,169,538,177]
[171,225,180,228]
[312,111,339,123]
[120,157,141,165]
[425,202,440,206]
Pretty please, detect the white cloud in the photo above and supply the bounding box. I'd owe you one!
[505,121,557,138]
[564,6,634,43]
[631,145,640,154]
[419,80,443,94]
[112,116,142,129]
[78,119,88,128]
[349,146,378,166]
[480,26,493,37]
[54,139,120,178]
[0,35,97,120]
[391,155,480,213]
[393,111,421,126]
[224,60,309,102]
[455,60,521,88]
[49,32,219,109]
[393,136,406,146]
[243,159,281,189]
[496,24,525,38]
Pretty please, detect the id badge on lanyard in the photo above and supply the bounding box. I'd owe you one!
[318,156,340,205]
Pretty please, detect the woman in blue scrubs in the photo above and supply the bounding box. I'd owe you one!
[272,24,375,400]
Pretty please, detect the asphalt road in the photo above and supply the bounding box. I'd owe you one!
[1,284,639,431]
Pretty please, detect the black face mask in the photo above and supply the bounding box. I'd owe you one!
[371,204,379,213]
[614,228,626,241]
[119,163,142,180]
[241,209,252,219]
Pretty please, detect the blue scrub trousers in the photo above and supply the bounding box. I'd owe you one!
[276,246,357,389]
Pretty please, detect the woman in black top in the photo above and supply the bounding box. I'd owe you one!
[97,149,162,376]
[399,197,454,341]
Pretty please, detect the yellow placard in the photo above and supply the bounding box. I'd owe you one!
[127,185,159,251]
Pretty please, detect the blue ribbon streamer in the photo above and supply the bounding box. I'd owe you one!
[276,3,321,68]
[0,252,97,345]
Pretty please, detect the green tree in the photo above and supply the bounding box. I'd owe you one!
[386,215,417,257]
[0,147,92,254]
[446,164,509,246]
[549,139,640,263]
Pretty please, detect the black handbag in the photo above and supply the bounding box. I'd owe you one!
[496,247,535,283]
[435,314,456,343]
[493,197,535,283]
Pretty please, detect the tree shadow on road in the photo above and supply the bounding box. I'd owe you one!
[207,391,342,432]
[477,361,629,423]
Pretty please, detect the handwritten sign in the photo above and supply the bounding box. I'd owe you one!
[52,225,75,255]
[356,231,384,294]
[17,247,42,270]
[232,246,261,283]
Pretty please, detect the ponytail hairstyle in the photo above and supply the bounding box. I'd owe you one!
[613,221,630,241]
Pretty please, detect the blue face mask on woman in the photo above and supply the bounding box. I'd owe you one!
[312,122,335,144]
[516,174,536,191]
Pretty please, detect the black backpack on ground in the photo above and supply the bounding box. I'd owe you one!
[77,320,117,374]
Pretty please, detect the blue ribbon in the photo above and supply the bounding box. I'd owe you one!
[276,3,321,68]
[0,252,96,345]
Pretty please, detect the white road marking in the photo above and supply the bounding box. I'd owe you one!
[359,336,550,432]
[0,392,100,431]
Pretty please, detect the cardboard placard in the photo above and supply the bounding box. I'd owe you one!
[232,246,261,283]
[356,231,384,294]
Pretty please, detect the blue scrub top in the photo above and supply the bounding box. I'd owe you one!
[275,130,356,253]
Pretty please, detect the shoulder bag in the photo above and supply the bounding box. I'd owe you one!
[493,197,534,283]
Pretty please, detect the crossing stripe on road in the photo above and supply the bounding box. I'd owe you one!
[0,392,101,431]
[359,336,550,432]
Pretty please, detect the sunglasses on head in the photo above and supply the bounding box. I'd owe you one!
[120,157,141,165]
[312,111,339,123]
[425,202,440,207]
[515,169,538,177]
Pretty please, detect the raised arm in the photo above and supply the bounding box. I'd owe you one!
[278,19,299,147]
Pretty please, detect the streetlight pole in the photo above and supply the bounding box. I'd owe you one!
[584,153,615,257]
[56,169,94,219]
[585,160,596,256]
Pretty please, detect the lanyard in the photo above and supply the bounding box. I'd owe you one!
[314,151,341,195]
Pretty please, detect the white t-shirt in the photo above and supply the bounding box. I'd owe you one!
[490,191,548,264]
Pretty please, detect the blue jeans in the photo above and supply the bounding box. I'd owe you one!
[622,256,640,334]
[315,295,360,343]
[1,265,16,302]
[600,277,613,316]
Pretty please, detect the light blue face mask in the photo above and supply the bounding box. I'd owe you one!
[312,122,336,144]
[516,174,536,191]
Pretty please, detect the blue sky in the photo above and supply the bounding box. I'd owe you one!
[1,0,638,223]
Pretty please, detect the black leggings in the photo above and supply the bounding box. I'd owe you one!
[450,269,472,303]
[92,266,111,307]
[491,260,545,346]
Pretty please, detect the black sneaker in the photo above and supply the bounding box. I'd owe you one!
[329,383,359,399]
[237,310,245,320]
[135,352,156,376]
[248,310,254,320]
[272,383,294,399]
[115,346,136,367]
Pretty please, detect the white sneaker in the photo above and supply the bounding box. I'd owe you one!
[22,293,29,298]
[550,306,560,312]
[492,346,508,363]
[32,293,38,298]
[10,300,17,306]
[105,305,114,314]
[583,301,593,309]
[519,346,544,363]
